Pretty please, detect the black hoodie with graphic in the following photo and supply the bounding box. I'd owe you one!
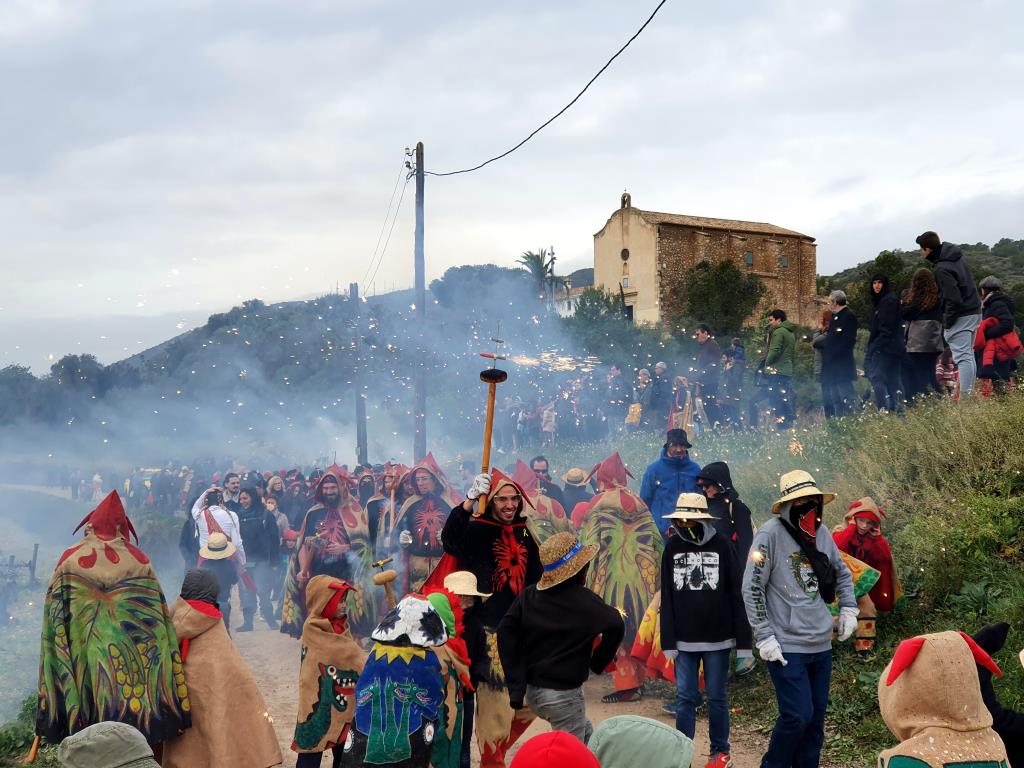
[928,242,981,328]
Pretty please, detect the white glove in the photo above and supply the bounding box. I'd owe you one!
[467,473,491,500]
[662,649,678,662]
[838,607,859,641]
[757,636,788,666]
[398,530,413,547]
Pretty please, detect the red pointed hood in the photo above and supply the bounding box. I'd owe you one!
[73,490,137,542]
[314,464,355,503]
[586,452,633,491]
[479,466,534,521]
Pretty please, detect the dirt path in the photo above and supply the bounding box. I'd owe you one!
[234,619,768,767]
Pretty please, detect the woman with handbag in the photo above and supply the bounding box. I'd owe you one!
[900,268,944,403]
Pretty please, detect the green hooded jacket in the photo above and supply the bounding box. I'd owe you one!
[765,320,797,376]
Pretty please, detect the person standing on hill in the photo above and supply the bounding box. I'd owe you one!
[821,291,859,417]
[976,275,1020,391]
[640,429,702,537]
[900,269,944,402]
[749,311,796,428]
[916,231,982,396]
[694,326,723,427]
[866,274,906,412]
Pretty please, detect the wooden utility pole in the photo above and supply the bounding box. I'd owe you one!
[350,282,368,466]
[413,141,427,462]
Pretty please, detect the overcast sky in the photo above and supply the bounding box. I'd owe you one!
[3,0,1022,372]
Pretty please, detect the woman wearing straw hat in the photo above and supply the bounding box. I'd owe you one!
[742,470,858,768]
[497,532,624,745]
[661,493,749,768]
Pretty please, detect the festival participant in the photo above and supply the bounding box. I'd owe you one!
[660,494,749,768]
[439,469,542,768]
[561,467,593,512]
[639,429,701,536]
[742,471,857,768]
[832,497,903,657]
[528,455,567,511]
[339,596,448,768]
[512,460,573,544]
[57,722,161,768]
[36,491,190,745]
[365,464,397,558]
[274,529,299,617]
[356,467,377,509]
[497,532,623,744]
[237,487,281,631]
[589,715,696,768]
[292,576,367,768]
[971,622,1024,768]
[162,570,282,768]
[423,589,473,768]
[577,452,662,704]
[198,532,240,633]
[281,465,376,638]
[508,731,601,768]
[696,462,755,676]
[878,631,1009,767]
[393,458,461,592]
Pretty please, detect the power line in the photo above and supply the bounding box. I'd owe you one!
[360,160,407,287]
[365,173,411,291]
[425,0,669,177]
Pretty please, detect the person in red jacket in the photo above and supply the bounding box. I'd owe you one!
[832,497,903,656]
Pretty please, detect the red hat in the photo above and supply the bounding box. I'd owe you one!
[282,530,299,541]
[510,732,599,768]
[73,491,137,542]
[847,496,887,526]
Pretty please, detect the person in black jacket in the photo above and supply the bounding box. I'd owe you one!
[977,276,1018,387]
[497,532,623,745]
[866,274,906,411]
[970,622,1024,768]
[696,462,755,677]
[917,231,983,396]
[236,487,281,630]
[821,291,859,417]
[900,268,944,402]
[660,493,749,768]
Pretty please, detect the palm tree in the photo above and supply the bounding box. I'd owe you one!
[517,248,555,299]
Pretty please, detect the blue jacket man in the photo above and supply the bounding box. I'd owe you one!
[639,429,701,534]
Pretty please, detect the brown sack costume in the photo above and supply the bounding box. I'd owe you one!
[293,575,368,754]
[162,597,282,768]
[878,630,1009,768]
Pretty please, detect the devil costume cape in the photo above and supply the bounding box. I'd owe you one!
[36,491,191,744]
[281,465,377,638]
[340,596,448,768]
[511,460,573,545]
[577,453,662,697]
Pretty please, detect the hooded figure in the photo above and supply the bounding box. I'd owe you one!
[867,274,906,411]
[512,460,573,544]
[281,465,376,638]
[340,596,448,768]
[292,575,367,761]
[638,432,701,536]
[423,590,472,768]
[162,570,282,768]
[367,464,407,560]
[36,491,191,745]
[971,623,1024,768]
[878,631,1009,768]
[833,497,902,613]
[392,457,463,593]
[577,453,662,704]
[438,467,543,768]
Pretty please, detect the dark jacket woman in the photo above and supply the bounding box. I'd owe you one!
[822,306,859,384]
[236,489,280,564]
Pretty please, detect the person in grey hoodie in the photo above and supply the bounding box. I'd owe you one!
[742,470,857,768]
[916,231,982,396]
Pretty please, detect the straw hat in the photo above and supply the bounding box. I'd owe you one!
[663,492,717,521]
[199,531,236,560]
[444,570,492,599]
[537,532,598,591]
[771,470,835,514]
[562,467,588,487]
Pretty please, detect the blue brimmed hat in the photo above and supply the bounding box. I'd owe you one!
[537,532,598,590]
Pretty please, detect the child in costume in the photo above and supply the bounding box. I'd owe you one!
[340,595,448,768]
[660,493,749,768]
[878,630,1009,767]
[423,588,472,768]
[162,569,282,768]
[832,497,903,656]
[293,575,368,768]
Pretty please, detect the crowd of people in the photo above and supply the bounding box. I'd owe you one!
[32,419,1024,768]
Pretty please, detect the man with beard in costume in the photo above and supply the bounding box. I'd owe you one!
[438,468,543,768]
[393,458,462,593]
[365,463,403,560]
[36,491,191,747]
[280,465,376,638]
[576,452,662,704]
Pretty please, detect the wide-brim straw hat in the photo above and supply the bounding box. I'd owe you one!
[199,531,237,560]
[537,532,598,591]
[444,570,492,599]
[663,492,717,521]
[771,470,835,514]
[562,467,588,486]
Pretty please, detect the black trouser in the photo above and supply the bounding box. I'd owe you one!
[823,379,856,417]
[902,352,940,403]
[460,689,475,768]
[867,352,903,410]
[296,748,342,768]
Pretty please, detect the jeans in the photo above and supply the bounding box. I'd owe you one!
[822,379,856,417]
[762,650,833,768]
[675,648,730,754]
[526,685,592,744]
[944,313,981,396]
[240,560,276,620]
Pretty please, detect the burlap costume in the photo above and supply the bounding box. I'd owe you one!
[162,598,282,768]
[293,575,367,754]
[878,630,1009,768]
